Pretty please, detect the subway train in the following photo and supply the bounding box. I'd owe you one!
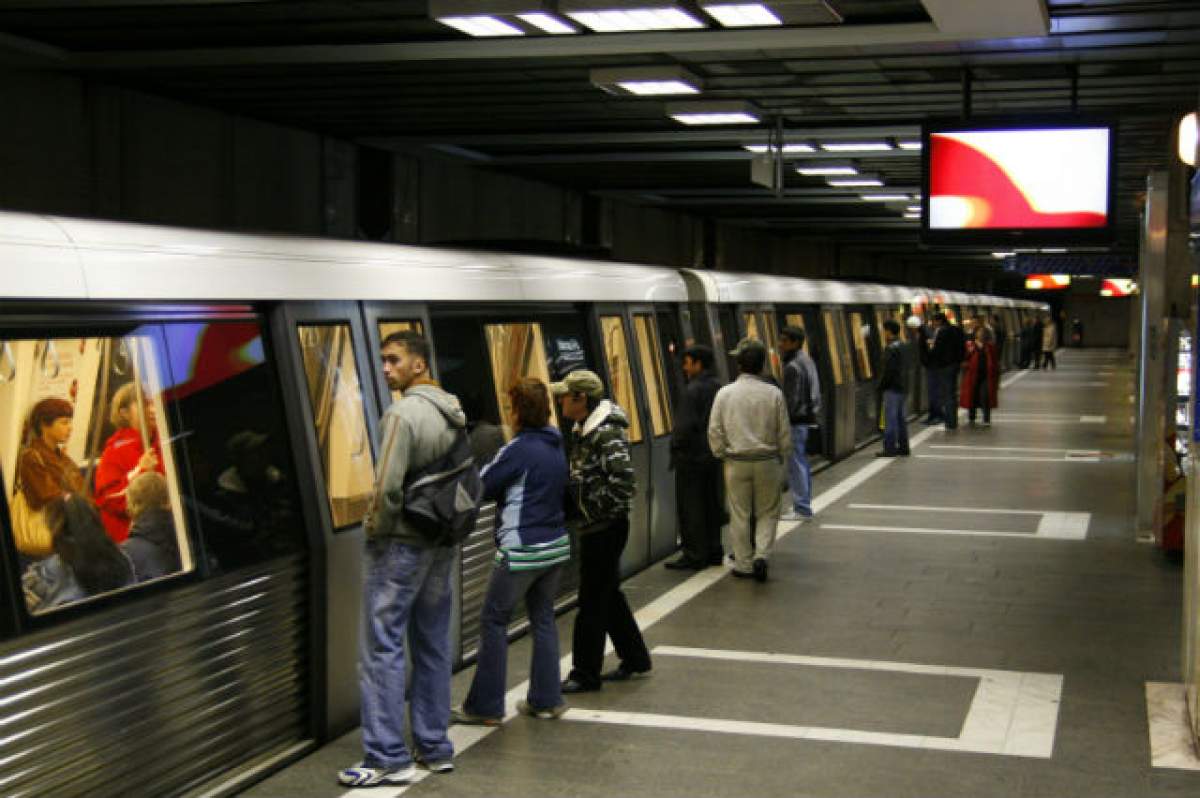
[0,211,1045,798]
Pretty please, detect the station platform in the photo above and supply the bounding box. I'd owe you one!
[243,349,1200,798]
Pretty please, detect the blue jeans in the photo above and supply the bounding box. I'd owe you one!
[786,424,813,516]
[938,365,960,428]
[359,538,455,769]
[464,562,564,717]
[925,368,942,420]
[883,389,910,453]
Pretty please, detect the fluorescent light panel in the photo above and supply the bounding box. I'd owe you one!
[906,205,921,213]
[437,15,526,36]
[744,143,816,154]
[673,112,758,125]
[517,12,579,33]
[827,176,884,187]
[796,160,856,175]
[820,140,894,152]
[903,212,921,219]
[667,100,759,125]
[620,80,699,95]
[592,66,702,96]
[898,140,922,151]
[702,3,782,26]
[861,193,910,201]
[563,5,706,32]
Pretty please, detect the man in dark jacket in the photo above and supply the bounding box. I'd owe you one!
[928,312,965,430]
[665,345,724,570]
[779,327,821,521]
[552,370,651,692]
[876,320,911,457]
[917,317,942,424]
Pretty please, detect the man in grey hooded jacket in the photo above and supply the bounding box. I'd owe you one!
[339,331,465,789]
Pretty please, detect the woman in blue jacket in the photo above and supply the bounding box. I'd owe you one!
[452,377,571,724]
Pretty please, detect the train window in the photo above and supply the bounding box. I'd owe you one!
[632,315,672,437]
[821,311,845,386]
[762,311,782,380]
[743,312,760,343]
[599,316,644,444]
[378,320,425,403]
[483,323,559,440]
[297,324,375,530]
[848,312,874,379]
[784,314,810,354]
[1,330,194,616]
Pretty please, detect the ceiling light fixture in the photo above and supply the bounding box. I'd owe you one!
[826,175,884,187]
[906,205,921,213]
[897,140,922,151]
[517,12,580,33]
[744,142,816,154]
[560,1,706,32]
[861,193,910,201]
[667,100,759,125]
[701,3,782,26]
[436,14,526,36]
[795,160,856,176]
[903,212,921,219]
[591,66,702,96]
[820,140,895,152]
[1178,111,1198,167]
[991,252,1015,259]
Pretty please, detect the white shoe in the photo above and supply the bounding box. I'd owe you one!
[338,763,418,787]
[780,510,803,521]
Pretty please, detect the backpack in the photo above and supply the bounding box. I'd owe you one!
[402,426,484,546]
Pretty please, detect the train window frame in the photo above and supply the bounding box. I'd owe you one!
[296,322,376,532]
[632,314,673,438]
[821,310,845,386]
[482,322,560,441]
[761,310,783,381]
[847,312,875,380]
[0,326,196,619]
[598,316,645,444]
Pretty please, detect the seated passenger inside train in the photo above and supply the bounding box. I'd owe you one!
[122,471,181,582]
[13,397,85,562]
[94,382,164,543]
[22,495,135,613]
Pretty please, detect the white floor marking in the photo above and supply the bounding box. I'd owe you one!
[984,413,1107,424]
[819,523,1087,541]
[847,503,1094,542]
[927,445,1103,456]
[915,454,1101,463]
[561,646,1062,759]
[345,418,943,796]
[1145,682,1200,770]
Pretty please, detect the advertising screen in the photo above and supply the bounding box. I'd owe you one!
[923,121,1115,246]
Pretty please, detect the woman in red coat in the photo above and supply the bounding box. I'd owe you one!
[94,383,163,543]
[960,326,1000,426]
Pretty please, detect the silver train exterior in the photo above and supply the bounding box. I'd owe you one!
[0,211,1045,798]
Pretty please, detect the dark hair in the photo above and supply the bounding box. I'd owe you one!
[932,312,948,323]
[682,344,714,371]
[380,331,431,363]
[25,396,73,444]
[44,496,133,595]
[736,345,766,375]
[780,326,806,348]
[882,319,900,336]
[509,377,551,430]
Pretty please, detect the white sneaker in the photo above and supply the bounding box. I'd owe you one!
[338,763,418,787]
[780,510,803,521]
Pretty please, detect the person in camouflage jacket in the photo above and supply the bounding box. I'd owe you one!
[551,370,651,692]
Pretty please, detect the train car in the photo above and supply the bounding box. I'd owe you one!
[0,211,1043,798]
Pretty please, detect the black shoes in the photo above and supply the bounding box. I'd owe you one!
[752,558,768,583]
[560,678,601,694]
[875,450,897,458]
[600,664,652,682]
[664,556,704,571]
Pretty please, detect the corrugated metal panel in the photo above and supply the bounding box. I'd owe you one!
[0,555,310,798]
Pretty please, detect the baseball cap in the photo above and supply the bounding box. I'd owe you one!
[549,369,604,399]
[727,337,767,357]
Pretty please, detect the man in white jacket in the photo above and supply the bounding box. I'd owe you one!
[707,338,791,583]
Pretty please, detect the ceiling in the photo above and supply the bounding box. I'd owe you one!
[0,0,1197,271]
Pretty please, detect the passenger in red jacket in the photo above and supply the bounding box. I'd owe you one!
[960,327,1000,427]
[94,383,163,542]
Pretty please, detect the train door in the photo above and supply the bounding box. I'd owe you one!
[844,306,880,446]
[819,307,856,459]
[426,306,590,663]
[273,301,382,736]
[630,307,680,563]
[592,306,655,577]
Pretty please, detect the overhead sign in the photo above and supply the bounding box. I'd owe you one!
[1006,254,1136,276]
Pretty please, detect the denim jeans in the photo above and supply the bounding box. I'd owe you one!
[883,389,910,453]
[359,538,455,769]
[938,365,960,428]
[786,424,813,516]
[463,562,564,717]
[925,368,943,420]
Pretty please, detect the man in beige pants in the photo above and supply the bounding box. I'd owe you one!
[707,338,791,583]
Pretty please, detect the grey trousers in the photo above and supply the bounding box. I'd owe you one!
[723,458,783,573]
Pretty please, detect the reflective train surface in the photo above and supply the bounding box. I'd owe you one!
[0,211,1044,798]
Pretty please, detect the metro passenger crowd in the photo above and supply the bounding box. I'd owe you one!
[341,315,1000,788]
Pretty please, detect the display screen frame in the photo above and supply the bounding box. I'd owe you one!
[921,116,1118,248]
